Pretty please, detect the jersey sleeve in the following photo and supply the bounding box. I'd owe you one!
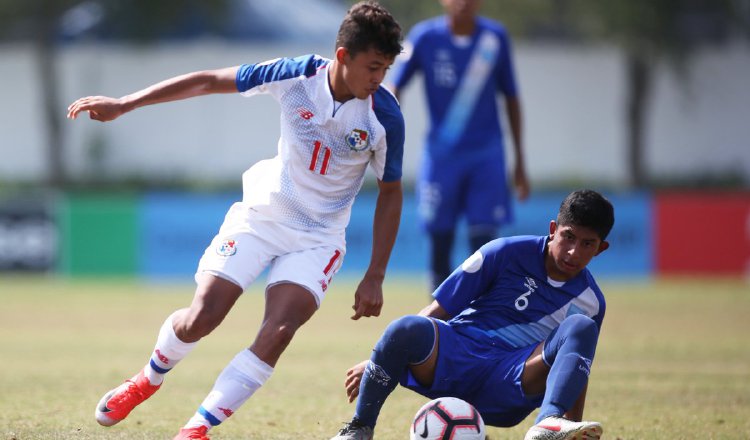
[371,87,405,182]
[370,86,405,182]
[495,29,519,98]
[595,300,606,329]
[586,272,607,330]
[235,54,328,98]
[434,238,508,317]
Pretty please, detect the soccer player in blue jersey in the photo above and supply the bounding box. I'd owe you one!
[389,0,530,292]
[67,2,403,439]
[331,190,614,440]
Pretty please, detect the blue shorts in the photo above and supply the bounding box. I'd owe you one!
[417,152,512,233]
[399,319,543,427]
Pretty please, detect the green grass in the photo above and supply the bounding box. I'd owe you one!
[1,275,749,439]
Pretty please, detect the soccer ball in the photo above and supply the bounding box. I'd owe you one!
[410,397,486,440]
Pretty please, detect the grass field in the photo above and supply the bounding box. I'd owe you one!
[1,275,749,439]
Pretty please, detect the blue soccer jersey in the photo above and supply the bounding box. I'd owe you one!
[399,235,606,425]
[390,16,518,158]
[235,54,405,233]
[390,17,519,232]
[435,235,606,350]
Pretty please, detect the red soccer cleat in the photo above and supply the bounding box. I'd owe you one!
[174,425,211,440]
[95,369,161,426]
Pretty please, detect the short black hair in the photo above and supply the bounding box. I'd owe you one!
[557,189,615,240]
[335,1,402,59]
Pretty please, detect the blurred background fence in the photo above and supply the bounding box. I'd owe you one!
[1,0,749,281]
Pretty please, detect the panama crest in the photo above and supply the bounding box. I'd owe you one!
[216,239,237,257]
[346,128,370,151]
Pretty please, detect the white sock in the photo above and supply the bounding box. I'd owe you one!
[184,349,274,429]
[144,312,197,386]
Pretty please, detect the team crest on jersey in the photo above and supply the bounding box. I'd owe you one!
[216,239,237,257]
[346,128,370,151]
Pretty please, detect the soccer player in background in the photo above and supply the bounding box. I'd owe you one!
[67,2,404,439]
[332,189,613,440]
[389,0,530,292]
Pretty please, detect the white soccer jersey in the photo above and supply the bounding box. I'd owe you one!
[235,54,405,233]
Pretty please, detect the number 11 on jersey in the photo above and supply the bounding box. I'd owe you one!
[309,141,331,175]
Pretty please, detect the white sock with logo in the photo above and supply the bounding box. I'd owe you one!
[144,312,197,386]
[184,349,273,429]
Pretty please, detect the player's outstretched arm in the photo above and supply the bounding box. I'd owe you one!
[350,179,402,320]
[66,66,240,122]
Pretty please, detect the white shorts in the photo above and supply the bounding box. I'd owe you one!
[195,202,346,307]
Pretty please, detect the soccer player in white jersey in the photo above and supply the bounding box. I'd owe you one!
[67,2,404,439]
[332,190,614,440]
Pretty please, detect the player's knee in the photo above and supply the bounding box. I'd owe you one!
[561,314,599,342]
[382,315,433,342]
[377,315,435,363]
[543,315,599,367]
[264,320,300,348]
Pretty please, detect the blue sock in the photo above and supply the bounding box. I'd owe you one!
[429,231,455,291]
[468,228,496,254]
[536,314,599,422]
[354,315,436,428]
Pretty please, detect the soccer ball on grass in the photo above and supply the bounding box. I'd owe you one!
[410,397,486,440]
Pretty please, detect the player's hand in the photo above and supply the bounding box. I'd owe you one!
[514,163,530,201]
[344,360,368,402]
[67,96,126,122]
[351,275,384,320]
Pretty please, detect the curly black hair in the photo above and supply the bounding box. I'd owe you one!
[335,1,403,59]
[557,190,615,240]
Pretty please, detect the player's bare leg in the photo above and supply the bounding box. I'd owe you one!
[176,282,318,439]
[95,275,241,427]
[173,274,244,342]
[521,342,551,396]
[249,282,319,366]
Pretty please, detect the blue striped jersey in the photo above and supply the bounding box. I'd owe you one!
[434,236,606,350]
[390,16,518,158]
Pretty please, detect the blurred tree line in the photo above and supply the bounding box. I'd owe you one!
[0,0,226,188]
[376,0,750,188]
[1,0,748,188]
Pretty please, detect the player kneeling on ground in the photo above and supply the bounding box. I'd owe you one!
[332,189,614,440]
